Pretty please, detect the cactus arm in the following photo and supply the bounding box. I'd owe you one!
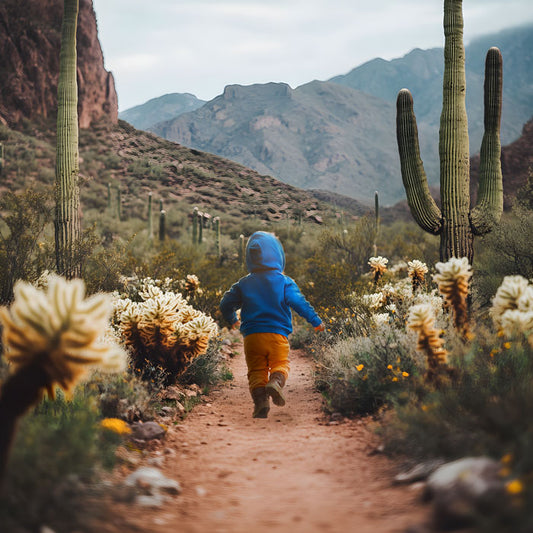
[470,47,503,235]
[396,89,442,235]
[54,0,80,278]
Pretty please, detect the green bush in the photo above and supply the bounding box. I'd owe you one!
[315,324,423,416]
[382,332,533,532]
[0,388,121,532]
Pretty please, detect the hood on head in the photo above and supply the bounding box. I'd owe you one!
[245,231,285,273]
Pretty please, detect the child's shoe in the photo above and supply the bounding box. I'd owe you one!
[251,387,270,418]
[265,372,286,406]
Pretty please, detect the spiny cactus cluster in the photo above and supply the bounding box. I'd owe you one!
[113,278,218,379]
[368,256,388,285]
[0,274,126,482]
[1,275,126,397]
[491,275,533,346]
[407,260,428,292]
[407,303,449,384]
[433,257,472,334]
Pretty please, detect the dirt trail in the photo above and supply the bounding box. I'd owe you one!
[107,344,431,533]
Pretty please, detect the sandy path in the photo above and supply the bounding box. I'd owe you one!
[105,343,430,533]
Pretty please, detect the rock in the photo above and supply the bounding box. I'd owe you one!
[131,421,166,441]
[161,386,184,401]
[0,0,118,129]
[125,466,182,496]
[136,493,168,508]
[394,459,446,484]
[425,457,506,530]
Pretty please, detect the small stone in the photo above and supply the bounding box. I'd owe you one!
[196,486,207,497]
[136,493,167,507]
[394,459,446,484]
[125,467,182,495]
[131,421,166,441]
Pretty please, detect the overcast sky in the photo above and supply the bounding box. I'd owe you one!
[91,0,533,111]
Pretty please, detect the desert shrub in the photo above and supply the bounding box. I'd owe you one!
[179,338,233,389]
[474,202,533,312]
[0,389,121,533]
[88,370,156,422]
[315,324,423,415]
[0,188,54,303]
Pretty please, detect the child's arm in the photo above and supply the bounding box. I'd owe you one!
[219,283,242,328]
[284,278,322,329]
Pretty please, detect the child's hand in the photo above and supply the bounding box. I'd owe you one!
[314,323,325,332]
[231,321,241,330]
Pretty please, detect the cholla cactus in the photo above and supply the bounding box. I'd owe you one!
[433,257,472,334]
[490,275,530,325]
[407,303,449,384]
[0,275,125,396]
[114,279,218,379]
[184,274,200,294]
[408,260,428,292]
[368,256,388,285]
[0,275,126,482]
[491,276,533,346]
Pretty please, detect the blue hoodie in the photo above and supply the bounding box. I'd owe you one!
[220,231,322,337]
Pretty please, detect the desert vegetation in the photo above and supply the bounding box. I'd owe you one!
[1,0,532,532]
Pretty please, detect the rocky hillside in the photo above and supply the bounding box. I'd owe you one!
[119,93,206,131]
[151,81,403,205]
[471,117,533,209]
[0,117,369,237]
[0,0,117,129]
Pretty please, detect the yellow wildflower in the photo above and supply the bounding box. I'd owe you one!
[506,479,524,495]
[392,377,398,382]
[100,418,132,435]
[402,371,409,377]
[356,364,364,371]
[503,342,511,349]
[501,453,513,465]
[387,364,393,370]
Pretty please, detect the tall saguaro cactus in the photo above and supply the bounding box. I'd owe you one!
[396,0,503,263]
[54,0,81,278]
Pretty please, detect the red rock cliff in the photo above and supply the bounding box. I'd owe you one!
[0,0,118,129]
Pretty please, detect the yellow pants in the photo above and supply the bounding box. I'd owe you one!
[243,333,290,392]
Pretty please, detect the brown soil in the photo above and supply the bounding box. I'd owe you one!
[102,343,432,533]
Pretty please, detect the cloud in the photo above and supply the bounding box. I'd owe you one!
[92,0,533,110]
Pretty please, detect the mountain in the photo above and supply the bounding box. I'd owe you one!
[148,25,533,205]
[0,0,117,129]
[471,117,533,210]
[331,24,533,150]
[152,81,405,205]
[119,93,206,131]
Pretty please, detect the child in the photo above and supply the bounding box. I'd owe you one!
[220,231,324,418]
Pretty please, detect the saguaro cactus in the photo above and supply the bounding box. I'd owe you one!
[54,0,81,278]
[192,207,199,245]
[159,209,166,241]
[147,192,153,239]
[214,217,221,258]
[396,0,503,263]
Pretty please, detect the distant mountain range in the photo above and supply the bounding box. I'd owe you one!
[122,24,533,205]
[119,93,206,131]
